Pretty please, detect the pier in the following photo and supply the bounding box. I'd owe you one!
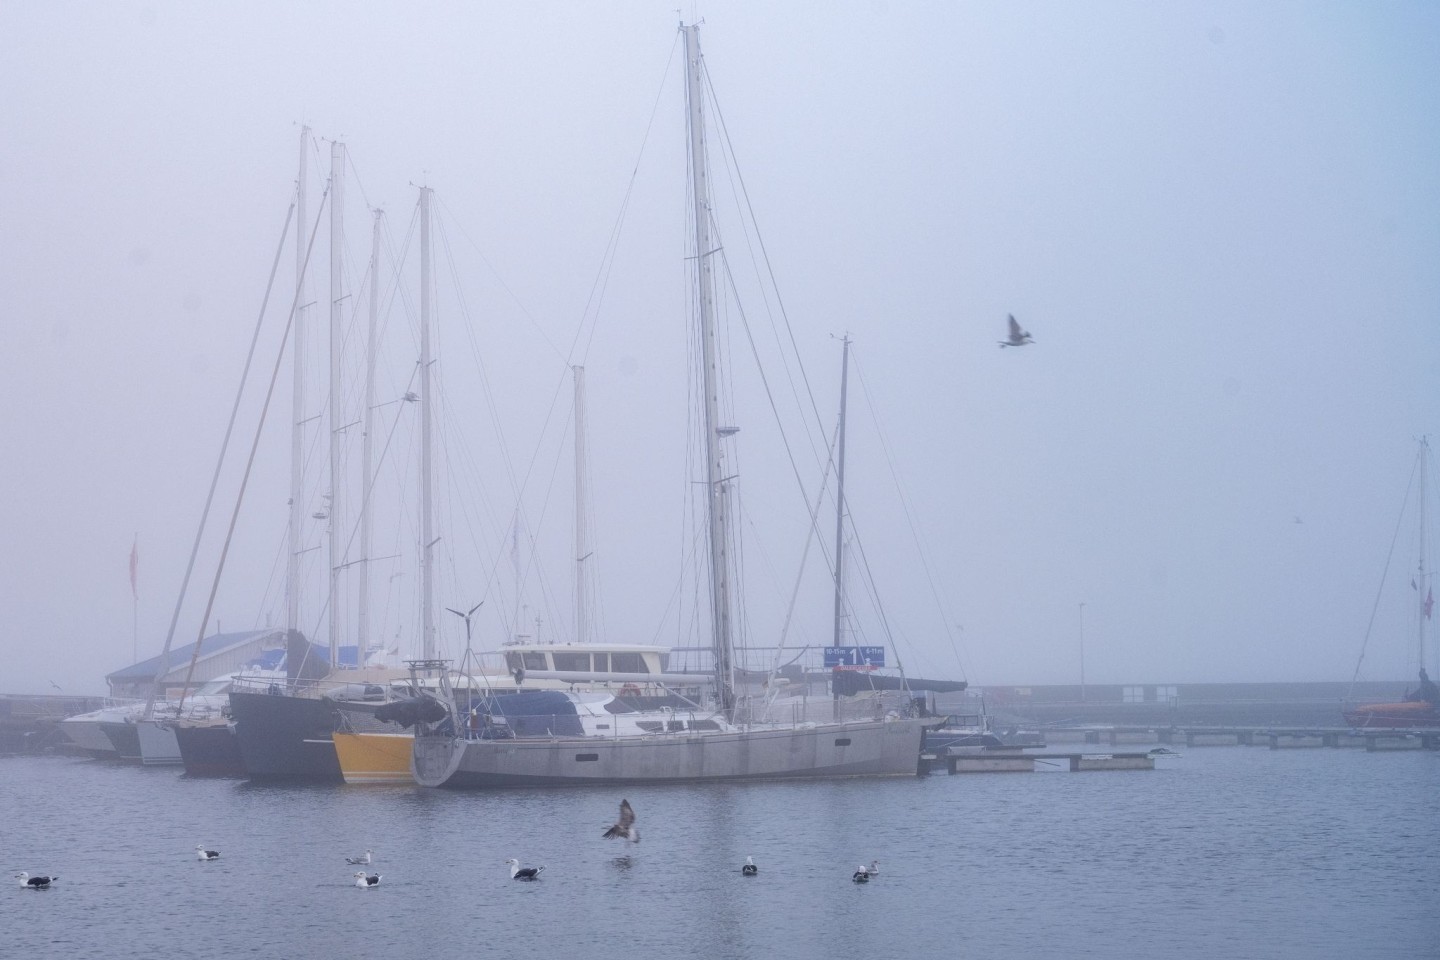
[1036,724,1440,751]
[923,749,1158,774]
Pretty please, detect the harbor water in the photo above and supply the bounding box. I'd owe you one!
[4,746,1436,959]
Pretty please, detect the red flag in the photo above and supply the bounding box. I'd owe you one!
[1426,587,1434,621]
[129,536,139,600]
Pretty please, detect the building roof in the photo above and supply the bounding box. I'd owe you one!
[106,629,286,683]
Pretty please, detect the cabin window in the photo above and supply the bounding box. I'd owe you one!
[552,652,590,671]
[523,652,548,671]
[575,753,599,762]
[611,653,647,673]
[636,721,665,733]
[834,738,852,746]
[595,723,610,730]
[657,652,670,672]
[505,652,522,673]
[667,720,685,732]
[688,720,721,731]
[593,653,609,671]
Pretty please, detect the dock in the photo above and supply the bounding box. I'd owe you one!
[1036,724,1440,751]
[923,749,1158,774]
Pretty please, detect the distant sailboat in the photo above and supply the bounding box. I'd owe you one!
[1344,437,1439,728]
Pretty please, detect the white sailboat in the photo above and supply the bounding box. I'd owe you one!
[411,23,928,788]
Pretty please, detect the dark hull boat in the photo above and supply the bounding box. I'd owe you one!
[229,690,344,782]
[174,721,246,778]
[99,720,142,762]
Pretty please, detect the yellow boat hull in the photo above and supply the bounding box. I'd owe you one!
[333,732,415,784]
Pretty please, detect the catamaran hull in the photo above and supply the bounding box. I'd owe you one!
[135,719,183,765]
[99,721,142,762]
[174,723,246,778]
[59,718,120,758]
[412,718,927,788]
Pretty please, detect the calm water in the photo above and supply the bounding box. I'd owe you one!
[4,746,1437,959]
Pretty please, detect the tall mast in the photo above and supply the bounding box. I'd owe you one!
[684,23,734,714]
[1420,437,1430,675]
[358,208,382,660]
[327,139,345,669]
[831,334,851,648]
[419,186,436,661]
[286,125,308,642]
[573,365,589,645]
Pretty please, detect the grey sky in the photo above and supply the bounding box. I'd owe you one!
[2,2,1437,695]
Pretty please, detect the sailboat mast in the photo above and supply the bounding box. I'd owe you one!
[286,125,308,642]
[327,139,345,669]
[419,186,436,661]
[684,23,735,713]
[358,208,382,661]
[832,335,851,648]
[1420,437,1430,675]
[573,364,589,645]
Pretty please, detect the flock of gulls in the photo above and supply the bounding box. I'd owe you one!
[16,800,883,891]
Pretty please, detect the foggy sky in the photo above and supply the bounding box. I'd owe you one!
[2,1,1438,696]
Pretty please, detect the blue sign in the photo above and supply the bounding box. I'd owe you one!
[823,646,886,669]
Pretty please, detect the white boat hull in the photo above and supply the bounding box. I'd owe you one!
[412,717,927,787]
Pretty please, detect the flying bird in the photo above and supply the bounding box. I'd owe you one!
[195,845,220,861]
[852,865,871,883]
[602,799,640,843]
[505,858,544,881]
[346,850,373,865]
[998,314,1035,348]
[17,873,56,889]
[741,856,758,876]
[354,872,382,888]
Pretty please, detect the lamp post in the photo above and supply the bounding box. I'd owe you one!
[1079,602,1087,704]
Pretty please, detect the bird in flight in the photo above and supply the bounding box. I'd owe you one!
[998,314,1035,348]
[603,799,640,843]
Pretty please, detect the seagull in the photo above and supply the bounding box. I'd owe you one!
[602,798,640,843]
[505,858,544,881]
[998,314,1035,348]
[867,860,880,877]
[354,872,382,888]
[852,865,870,883]
[195,844,220,861]
[346,850,373,865]
[741,856,758,876]
[17,873,56,889]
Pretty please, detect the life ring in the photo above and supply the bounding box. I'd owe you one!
[619,683,642,698]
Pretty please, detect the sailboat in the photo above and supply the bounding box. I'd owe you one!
[1344,437,1439,728]
[410,23,929,788]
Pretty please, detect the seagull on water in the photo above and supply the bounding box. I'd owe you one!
[602,798,640,843]
[741,856,758,876]
[998,314,1034,348]
[17,872,56,889]
[867,860,880,877]
[852,865,871,883]
[346,850,373,865]
[354,872,382,888]
[505,858,544,881]
[195,845,220,861]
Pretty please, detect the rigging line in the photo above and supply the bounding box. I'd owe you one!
[852,353,971,681]
[702,56,831,462]
[178,182,330,707]
[142,197,295,719]
[432,194,566,364]
[1348,448,1422,698]
[570,32,683,369]
[705,84,824,478]
[717,248,838,585]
